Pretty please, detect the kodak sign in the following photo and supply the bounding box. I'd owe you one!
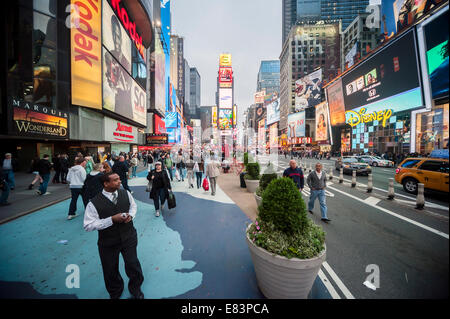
[70,0,102,109]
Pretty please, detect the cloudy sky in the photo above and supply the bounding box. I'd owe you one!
[171,0,282,125]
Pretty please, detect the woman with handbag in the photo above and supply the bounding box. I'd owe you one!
[194,159,204,189]
[185,155,195,189]
[147,161,172,217]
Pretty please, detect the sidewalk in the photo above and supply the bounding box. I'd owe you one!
[0,164,148,225]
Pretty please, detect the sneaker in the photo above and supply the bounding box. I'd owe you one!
[321,218,331,223]
[130,191,134,194]
[36,190,42,195]
[155,210,160,217]
[28,184,33,190]
[67,214,78,220]
[308,210,314,215]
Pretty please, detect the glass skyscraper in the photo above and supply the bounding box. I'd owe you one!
[257,60,280,95]
[320,0,370,30]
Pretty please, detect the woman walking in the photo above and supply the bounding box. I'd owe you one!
[186,155,195,189]
[194,158,204,189]
[131,154,138,178]
[147,162,172,217]
[176,153,185,182]
[85,156,94,175]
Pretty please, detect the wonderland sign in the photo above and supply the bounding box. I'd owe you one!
[9,98,69,139]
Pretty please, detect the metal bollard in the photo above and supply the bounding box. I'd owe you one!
[367,174,373,193]
[329,167,333,180]
[387,178,395,200]
[351,170,356,188]
[339,168,343,183]
[416,183,425,209]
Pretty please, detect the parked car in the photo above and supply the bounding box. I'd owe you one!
[335,157,372,175]
[395,157,449,194]
[358,155,394,167]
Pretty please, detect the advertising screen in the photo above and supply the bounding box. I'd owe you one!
[212,106,218,128]
[165,112,178,128]
[294,68,322,112]
[254,90,266,104]
[233,105,237,126]
[266,98,280,125]
[269,123,278,148]
[146,133,168,145]
[166,127,178,144]
[315,102,329,142]
[287,111,306,142]
[255,104,266,124]
[102,0,132,74]
[219,109,233,130]
[71,0,102,109]
[342,29,422,112]
[258,119,265,147]
[219,67,233,88]
[220,54,232,67]
[219,88,233,109]
[154,114,166,134]
[424,9,449,100]
[102,48,146,125]
[381,0,446,38]
[154,37,166,114]
[326,78,346,126]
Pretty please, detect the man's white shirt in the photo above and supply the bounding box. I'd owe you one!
[83,189,137,232]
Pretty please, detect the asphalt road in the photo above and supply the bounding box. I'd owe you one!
[254,155,449,299]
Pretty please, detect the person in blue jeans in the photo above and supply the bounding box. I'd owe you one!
[306,163,331,223]
[66,157,87,220]
[37,155,53,195]
[2,153,17,190]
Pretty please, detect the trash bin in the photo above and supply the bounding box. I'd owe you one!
[240,172,247,188]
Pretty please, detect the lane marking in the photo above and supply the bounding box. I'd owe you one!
[365,196,381,206]
[327,185,449,240]
[318,269,341,299]
[322,262,355,299]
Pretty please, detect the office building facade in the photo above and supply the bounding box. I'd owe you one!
[256,60,281,95]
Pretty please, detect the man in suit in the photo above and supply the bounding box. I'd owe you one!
[83,172,144,299]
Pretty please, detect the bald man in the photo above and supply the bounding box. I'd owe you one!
[283,160,304,192]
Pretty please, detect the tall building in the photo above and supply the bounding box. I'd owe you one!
[279,21,341,133]
[341,11,380,71]
[190,67,201,117]
[283,0,370,46]
[183,58,191,120]
[256,60,280,95]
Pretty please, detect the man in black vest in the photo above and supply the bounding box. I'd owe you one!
[83,172,144,299]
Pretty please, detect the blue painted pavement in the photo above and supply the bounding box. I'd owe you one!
[0,169,331,299]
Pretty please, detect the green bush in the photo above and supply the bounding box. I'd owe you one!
[248,177,325,259]
[259,173,278,192]
[245,162,260,180]
[244,152,249,167]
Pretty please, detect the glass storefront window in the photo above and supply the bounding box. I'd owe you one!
[33,0,56,17]
[415,103,449,155]
[33,11,56,48]
[33,47,56,79]
[33,78,56,108]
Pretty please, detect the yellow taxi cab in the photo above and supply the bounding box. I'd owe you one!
[395,157,449,194]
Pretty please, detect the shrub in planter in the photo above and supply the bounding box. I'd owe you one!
[259,173,278,192]
[248,177,325,259]
[244,162,260,180]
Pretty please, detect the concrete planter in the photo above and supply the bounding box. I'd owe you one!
[245,179,260,193]
[246,224,326,299]
[254,193,262,207]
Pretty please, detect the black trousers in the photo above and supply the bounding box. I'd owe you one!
[52,169,61,183]
[98,234,144,299]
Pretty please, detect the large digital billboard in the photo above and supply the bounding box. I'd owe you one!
[154,35,166,114]
[326,78,346,126]
[287,111,306,143]
[219,67,233,88]
[342,29,422,113]
[212,106,218,128]
[423,8,449,100]
[381,0,446,38]
[266,98,280,125]
[220,54,232,67]
[165,112,178,128]
[294,68,322,112]
[102,0,132,74]
[254,90,266,104]
[71,0,102,109]
[315,102,329,143]
[219,88,233,109]
[219,109,233,130]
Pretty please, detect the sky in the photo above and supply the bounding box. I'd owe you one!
[171,0,282,126]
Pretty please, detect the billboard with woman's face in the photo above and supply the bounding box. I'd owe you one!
[315,102,329,142]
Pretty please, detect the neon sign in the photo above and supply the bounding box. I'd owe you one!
[345,107,393,128]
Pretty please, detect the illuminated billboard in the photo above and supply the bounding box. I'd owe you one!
[102,48,146,125]
[326,78,346,126]
[102,0,132,74]
[342,29,423,113]
[212,106,218,128]
[165,112,178,128]
[315,102,329,143]
[219,109,232,130]
[219,88,233,109]
[233,105,237,126]
[287,111,305,144]
[219,67,233,88]
[254,90,266,104]
[71,0,102,109]
[219,54,232,67]
[154,34,166,115]
[294,68,322,112]
[266,98,280,125]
